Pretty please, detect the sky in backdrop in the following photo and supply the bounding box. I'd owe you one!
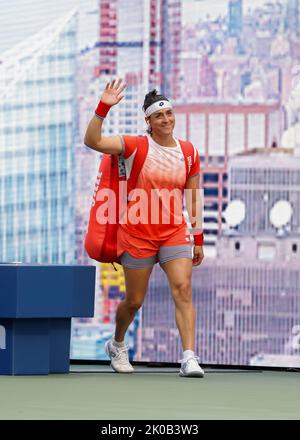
[0,0,285,54]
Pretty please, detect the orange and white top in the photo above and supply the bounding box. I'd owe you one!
[118,133,200,242]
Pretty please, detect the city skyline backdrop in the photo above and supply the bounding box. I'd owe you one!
[1,0,300,367]
[0,0,289,53]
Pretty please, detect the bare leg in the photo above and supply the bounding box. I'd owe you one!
[115,265,153,342]
[160,258,195,351]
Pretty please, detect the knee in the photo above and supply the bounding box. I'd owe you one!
[172,281,192,304]
[125,296,144,312]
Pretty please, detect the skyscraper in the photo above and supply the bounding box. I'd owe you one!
[228,0,243,39]
[161,0,182,100]
[286,0,299,36]
[0,11,77,263]
[96,0,182,133]
[98,0,118,76]
[199,54,218,97]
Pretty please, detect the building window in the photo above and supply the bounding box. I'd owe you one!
[204,173,218,183]
[292,243,297,253]
[257,243,276,261]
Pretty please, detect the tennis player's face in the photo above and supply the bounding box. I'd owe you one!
[148,109,175,136]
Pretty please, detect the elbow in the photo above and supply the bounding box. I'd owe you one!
[84,138,103,153]
[84,135,96,150]
[84,141,92,150]
[84,133,92,146]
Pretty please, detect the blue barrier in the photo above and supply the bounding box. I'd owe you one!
[0,264,95,375]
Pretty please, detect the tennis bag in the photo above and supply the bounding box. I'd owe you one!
[84,136,196,265]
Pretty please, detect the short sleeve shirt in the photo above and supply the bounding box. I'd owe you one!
[119,134,200,241]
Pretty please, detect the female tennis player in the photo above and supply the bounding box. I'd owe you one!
[84,79,205,377]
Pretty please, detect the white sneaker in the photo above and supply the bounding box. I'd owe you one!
[179,356,205,378]
[105,339,134,373]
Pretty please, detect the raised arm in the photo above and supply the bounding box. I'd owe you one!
[84,79,126,154]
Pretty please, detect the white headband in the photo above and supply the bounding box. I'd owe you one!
[144,100,172,117]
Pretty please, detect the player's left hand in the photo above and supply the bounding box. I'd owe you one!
[192,245,204,266]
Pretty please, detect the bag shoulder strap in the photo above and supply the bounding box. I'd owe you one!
[127,135,149,193]
[123,137,193,190]
[178,139,195,179]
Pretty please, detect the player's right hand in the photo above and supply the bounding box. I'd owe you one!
[101,79,126,106]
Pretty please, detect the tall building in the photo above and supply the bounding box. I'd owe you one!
[199,54,218,97]
[98,0,161,85]
[173,101,282,246]
[75,44,101,267]
[0,11,78,263]
[286,0,299,36]
[96,0,182,134]
[98,0,118,76]
[228,0,243,39]
[181,51,202,100]
[95,0,164,138]
[161,0,182,100]
[141,148,300,367]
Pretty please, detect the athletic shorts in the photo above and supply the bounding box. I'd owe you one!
[117,225,193,268]
[120,245,193,268]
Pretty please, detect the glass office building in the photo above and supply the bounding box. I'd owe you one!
[0,11,78,263]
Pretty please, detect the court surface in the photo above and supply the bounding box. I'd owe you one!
[0,364,299,420]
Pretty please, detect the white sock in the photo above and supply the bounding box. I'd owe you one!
[112,337,125,348]
[183,350,195,361]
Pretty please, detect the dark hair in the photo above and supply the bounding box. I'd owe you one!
[142,89,169,112]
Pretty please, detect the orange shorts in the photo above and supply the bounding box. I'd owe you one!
[117,224,191,259]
